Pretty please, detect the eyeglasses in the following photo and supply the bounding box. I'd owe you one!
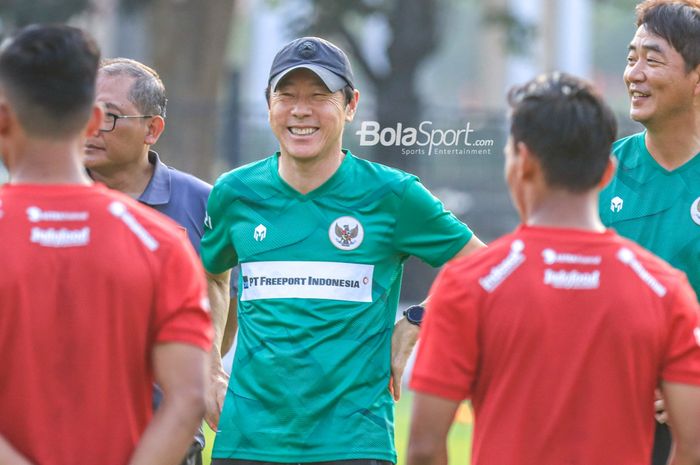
[99,112,154,132]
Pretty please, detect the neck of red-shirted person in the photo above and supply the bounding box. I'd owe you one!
[525,188,606,232]
[6,134,92,185]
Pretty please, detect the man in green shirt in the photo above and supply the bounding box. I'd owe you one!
[598,1,700,463]
[202,37,484,464]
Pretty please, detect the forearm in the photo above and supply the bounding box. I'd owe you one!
[406,444,447,465]
[127,391,205,465]
[392,317,420,362]
[206,270,231,359]
[407,393,458,465]
[131,344,208,465]
[668,450,700,465]
[220,298,238,357]
[0,435,33,465]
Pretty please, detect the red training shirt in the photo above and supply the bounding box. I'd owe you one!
[411,225,700,465]
[0,183,213,465]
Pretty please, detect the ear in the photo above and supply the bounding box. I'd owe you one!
[693,64,700,97]
[0,101,11,137]
[597,155,617,190]
[345,89,360,123]
[84,103,103,138]
[144,115,165,145]
[516,141,540,182]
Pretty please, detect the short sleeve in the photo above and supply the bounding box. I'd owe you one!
[393,180,472,267]
[662,275,700,385]
[201,181,238,274]
[410,261,479,401]
[154,236,213,351]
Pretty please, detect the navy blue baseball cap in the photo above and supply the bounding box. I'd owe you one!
[268,37,355,92]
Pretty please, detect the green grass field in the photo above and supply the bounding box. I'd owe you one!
[201,391,473,465]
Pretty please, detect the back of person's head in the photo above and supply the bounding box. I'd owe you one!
[507,72,617,193]
[636,0,700,71]
[99,58,167,118]
[0,24,100,138]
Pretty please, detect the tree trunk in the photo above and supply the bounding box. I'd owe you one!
[371,0,437,172]
[147,0,234,182]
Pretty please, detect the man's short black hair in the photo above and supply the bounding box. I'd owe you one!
[507,72,617,193]
[636,0,700,72]
[0,24,100,137]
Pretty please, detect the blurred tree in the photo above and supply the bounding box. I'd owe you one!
[0,0,234,182]
[146,0,235,181]
[0,0,89,28]
[284,0,439,170]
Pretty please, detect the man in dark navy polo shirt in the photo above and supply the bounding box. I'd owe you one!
[84,57,234,465]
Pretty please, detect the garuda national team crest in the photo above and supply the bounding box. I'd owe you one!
[329,216,364,250]
[692,197,700,226]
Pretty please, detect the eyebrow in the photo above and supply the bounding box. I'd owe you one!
[103,102,125,113]
[628,43,664,54]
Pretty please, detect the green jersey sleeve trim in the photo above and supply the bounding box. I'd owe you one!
[201,180,238,273]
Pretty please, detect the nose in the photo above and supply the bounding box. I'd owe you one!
[291,97,312,118]
[625,59,645,86]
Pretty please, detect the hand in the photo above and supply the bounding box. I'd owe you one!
[654,388,667,424]
[205,366,229,429]
[389,318,420,401]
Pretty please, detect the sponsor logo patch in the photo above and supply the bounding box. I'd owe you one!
[30,226,90,247]
[329,216,364,250]
[240,260,373,302]
[691,197,700,226]
[617,247,666,297]
[254,224,267,241]
[610,196,623,213]
[26,206,89,222]
[479,240,525,292]
[541,248,601,265]
[109,201,159,251]
[694,327,700,347]
[543,269,600,289]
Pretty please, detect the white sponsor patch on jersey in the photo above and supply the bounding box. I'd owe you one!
[254,224,267,241]
[543,269,600,289]
[694,327,700,347]
[26,206,89,223]
[479,239,525,293]
[691,197,700,226]
[610,196,623,213]
[617,247,666,297]
[30,227,90,247]
[541,248,601,265]
[108,201,159,251]
[240,261,374,302]
[329,216,364,250]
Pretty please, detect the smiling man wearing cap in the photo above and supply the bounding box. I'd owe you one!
[201,36,484,464]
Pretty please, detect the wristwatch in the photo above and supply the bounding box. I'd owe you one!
[403,304,425,327]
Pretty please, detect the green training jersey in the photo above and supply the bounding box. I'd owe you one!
[201,151,472,462]
[599,132,700,300]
